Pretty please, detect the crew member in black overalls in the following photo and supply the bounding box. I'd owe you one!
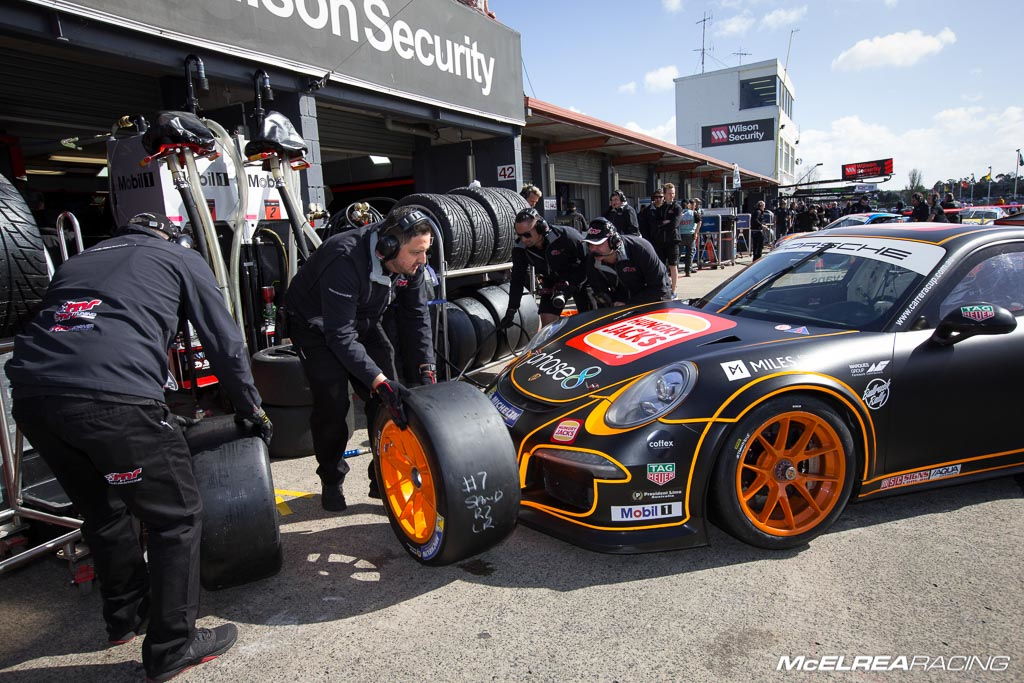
[583,218,671,307]
[500,207,593,328]
[6,213,269,682]
[286,207,435,511]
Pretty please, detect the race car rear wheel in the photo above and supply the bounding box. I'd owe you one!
[373,381,520,565]
[711,395,855,549]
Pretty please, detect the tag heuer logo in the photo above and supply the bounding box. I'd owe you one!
[647,463,676,486]
[961,304,994,322]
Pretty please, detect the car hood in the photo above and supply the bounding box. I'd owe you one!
[508,301,826,403]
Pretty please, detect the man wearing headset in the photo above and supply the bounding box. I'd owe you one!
[6,212,267,682]
[285,206,435,511]
[602,190,640,236]
[500,207,593,329]
[583,218,671,307]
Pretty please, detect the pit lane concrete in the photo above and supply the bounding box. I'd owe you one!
[2,255,1022,682]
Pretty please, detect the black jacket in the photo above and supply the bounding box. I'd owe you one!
[941,200,961,224]
[603,203,640,235]
[285,224,433,387]
[751,208,767,231]
[651,201,682,245]
[910,202,930,222]
[587,234,671,305]
[6,233,260,411]
[507,223,589,310]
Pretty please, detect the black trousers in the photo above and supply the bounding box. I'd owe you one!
[751,229,765,261]
[288,316,396,487]
[12,396,201,676]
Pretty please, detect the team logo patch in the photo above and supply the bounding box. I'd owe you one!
[960,304,994,321]
[105,468,143,485]
[611,502,682,521]
[647,463,676,486]
[567,309,736,366]
[551,419,582,443]
[880,464,961,490]
[55,298,102,322]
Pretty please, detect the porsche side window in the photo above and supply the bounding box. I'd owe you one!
[939,248,1024,318]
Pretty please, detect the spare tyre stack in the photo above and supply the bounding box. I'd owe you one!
[251,344,316,460]
[390,187,539,380]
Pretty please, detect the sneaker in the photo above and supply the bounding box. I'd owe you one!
[321,483,348,511]
[145,624,238,682]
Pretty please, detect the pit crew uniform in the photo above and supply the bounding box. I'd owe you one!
[285,223,433,498]
[5,225,261,679]
[587,234,672,306]
[506,223,594,317]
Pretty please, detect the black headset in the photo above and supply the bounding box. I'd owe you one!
[610,190,626,204]
[514,207,549,237]
[120,213,193,248]
[589,217,621,251]
[377,209,431,261]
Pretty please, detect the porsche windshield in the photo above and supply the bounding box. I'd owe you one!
[692,237,947,330]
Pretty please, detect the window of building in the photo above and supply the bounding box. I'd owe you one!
[779,82,793,119]
[739,76,777,110]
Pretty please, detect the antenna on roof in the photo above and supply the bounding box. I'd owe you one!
[733,48,751,66]
[694,11,712,74]
[785,28,800,74]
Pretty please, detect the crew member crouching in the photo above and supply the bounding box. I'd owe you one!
[583,218,671,307]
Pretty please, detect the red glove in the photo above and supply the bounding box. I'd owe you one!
[375,379,410,429]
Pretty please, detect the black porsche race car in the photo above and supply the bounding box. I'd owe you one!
[487,222,1024,552]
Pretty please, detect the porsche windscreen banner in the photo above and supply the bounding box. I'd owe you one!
[31,0,524,124]
[774,236,946,275]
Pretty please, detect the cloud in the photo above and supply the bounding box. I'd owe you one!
[662,0,683,12]
[832,28,956,71]
[624,116,677,144]
[970,67,982,75]
[763,6,806,29]
[716,12,755,36]
[883,0,897,6]
[797,106,1024,190]
[961,93,983,103]
[644,65,680,92]
[568,105,588,115]
[617,81,637,95]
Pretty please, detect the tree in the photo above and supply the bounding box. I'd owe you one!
[906,168,924,192]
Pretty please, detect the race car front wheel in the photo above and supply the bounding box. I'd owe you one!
[711,395,855,549]
[373,382,520,565]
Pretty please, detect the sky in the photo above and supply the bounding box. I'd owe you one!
[499,0,1024,191]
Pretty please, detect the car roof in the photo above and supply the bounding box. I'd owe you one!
[788,222,1024,247]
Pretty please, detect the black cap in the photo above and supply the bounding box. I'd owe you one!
[583,218,615,245]
[128,212,178,237]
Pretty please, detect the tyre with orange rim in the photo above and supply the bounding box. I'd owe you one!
[711,395,856,549]
[372,382,520,565]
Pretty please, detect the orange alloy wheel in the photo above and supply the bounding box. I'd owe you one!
[735,411,846,536]
[378,422,438,544]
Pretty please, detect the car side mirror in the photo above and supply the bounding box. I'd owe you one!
[930,303,1016,346]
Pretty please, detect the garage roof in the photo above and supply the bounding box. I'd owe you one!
[524,97,777,188]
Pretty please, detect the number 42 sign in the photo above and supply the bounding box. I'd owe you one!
[497,164,517,182]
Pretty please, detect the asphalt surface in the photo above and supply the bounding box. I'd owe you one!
[2,255,1022,682]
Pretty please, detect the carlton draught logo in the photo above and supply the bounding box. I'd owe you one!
[709,126,729,143]
[567,309,736,366]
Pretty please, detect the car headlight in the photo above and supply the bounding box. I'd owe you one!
[523,317,567,354]
[605,362,698,428]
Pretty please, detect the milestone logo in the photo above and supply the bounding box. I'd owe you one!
[701,118,775,147]
[568,309,736,366]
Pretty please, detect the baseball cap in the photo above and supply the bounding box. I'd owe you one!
[583,218,614,245]
[128,212,178,236]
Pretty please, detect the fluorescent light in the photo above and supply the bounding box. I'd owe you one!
[26,168,66,175]
[49,154,109,165]
[96,167,109,177]
[369,155,391,165]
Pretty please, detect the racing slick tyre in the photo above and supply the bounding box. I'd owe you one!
[263,403,315,460]
[187,417,282,590]
[452,296,498,368]
[372,381,520,565]
[497,282,539,352]
[710,395,856,549]
[251,344,312,406]
[396,193,472,271]
[437,302,477,377]
[0,172,49,337]
[449,186,515,264]
[445,193,494,269]
[470,284,512,360]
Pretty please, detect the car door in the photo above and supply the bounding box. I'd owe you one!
[884,242,1024,476]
